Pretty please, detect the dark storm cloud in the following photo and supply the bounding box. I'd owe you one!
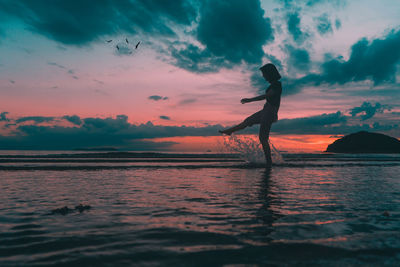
[148,95,169,101]
[197,0,273,64]
[286,45,311,71]
[169,0,274,73]
[169,42,228,73]
[0,114,223,150]
[320,29,400,84]
[0,112,9,122]
[159,115,170,120]
[15,116,55,124]
[287,12,305,43]
[0,111,398,150]
[286,29,400,91]
[272,111,347,133]
[349,102,391,121]
[269,111,398,135]
[335,18,341,29]
[0,0,196,45]
[314,13,333,35]
[62,115,82,125]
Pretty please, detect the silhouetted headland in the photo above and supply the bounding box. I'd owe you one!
[326,131,400,153]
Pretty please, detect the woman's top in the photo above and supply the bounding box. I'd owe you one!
[265,81,282,110]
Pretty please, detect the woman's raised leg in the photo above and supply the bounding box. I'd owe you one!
[219,121,247,135]
[219,110,262,135]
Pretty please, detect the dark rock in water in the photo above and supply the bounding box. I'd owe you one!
[51,206,74,215]
[383,211,390,217]
[50,204,91,215]
[75,204,91,213]
[326,131,400,153]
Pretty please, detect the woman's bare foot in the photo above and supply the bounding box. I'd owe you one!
[219,129,232,135]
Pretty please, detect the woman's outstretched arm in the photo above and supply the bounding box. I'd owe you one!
[241,87,276,104]
[241,94,266,104]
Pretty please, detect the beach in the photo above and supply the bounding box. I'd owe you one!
[1,152,399,266]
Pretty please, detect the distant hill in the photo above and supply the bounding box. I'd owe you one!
[326,131,400,153]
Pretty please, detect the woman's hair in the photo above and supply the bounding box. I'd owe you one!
[259,63,281,81]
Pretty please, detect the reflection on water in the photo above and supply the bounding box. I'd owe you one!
[1,163,400,265]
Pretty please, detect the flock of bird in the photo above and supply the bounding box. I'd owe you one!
[106,38,140,52]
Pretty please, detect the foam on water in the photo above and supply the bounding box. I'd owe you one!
[222,135,284,164]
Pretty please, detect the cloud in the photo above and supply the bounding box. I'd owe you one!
[335,18,341,29]
[169,42,227,73]
[159,115,171,120]
[1,110,398,150]
[148,95,169,101]
[0,0,196,45]
[286,45,311,71]
[0,112,10,122]
[62,115,82,125]
[197,0,273,64]
[349,102,391,120]
[178,98,197,105]
[93,79,104,85]
[278,0,347,9]
[0,114,223,150]
[287,11,306,43]
[271,111,347,134]
[48,61,79,79]
[15,116,55,124]
[287,29,400,90]
[314,13,333,35]
[306,0,347,8]
[250,66,303,96]
[47,61,66,69]
[115,42,133,55]
[168,0,274,73]
[236,108,398,135]
[321,29,400,84]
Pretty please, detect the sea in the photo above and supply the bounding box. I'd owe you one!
[1,142,400,266]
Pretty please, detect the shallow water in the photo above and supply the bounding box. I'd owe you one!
[1,152,400,266]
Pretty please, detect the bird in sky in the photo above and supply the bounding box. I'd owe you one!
[116,45,120,50]
[135,41,141,49]
[125,38,129,44]
[106,39,112,43]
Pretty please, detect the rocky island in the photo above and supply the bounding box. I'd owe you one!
[326,131,400,153]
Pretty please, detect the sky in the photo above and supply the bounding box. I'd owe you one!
[0,0,399,152]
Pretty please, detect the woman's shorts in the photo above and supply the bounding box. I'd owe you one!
[243,103,278,127]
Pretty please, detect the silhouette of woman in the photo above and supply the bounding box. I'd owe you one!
[219,63,282,167]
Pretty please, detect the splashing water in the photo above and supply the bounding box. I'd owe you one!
[222,135,284,164]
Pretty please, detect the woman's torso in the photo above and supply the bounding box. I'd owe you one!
[265,81,282,110]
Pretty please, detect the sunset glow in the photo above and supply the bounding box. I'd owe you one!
[0,0,399,151]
